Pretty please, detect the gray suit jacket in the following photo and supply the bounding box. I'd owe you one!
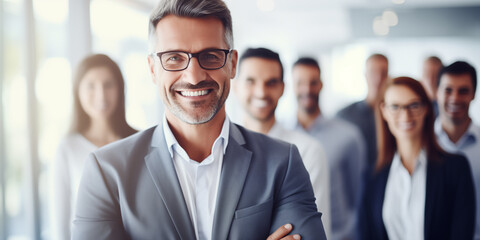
[72,123,326,240]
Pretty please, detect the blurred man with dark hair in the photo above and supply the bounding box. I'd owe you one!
[435,60,480,239]
[233,48,331,238]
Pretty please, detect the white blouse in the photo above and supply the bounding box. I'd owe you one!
[50,133,97,240]
[383,150,427,240]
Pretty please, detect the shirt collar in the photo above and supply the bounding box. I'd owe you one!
[292,114,325,132]
[435,117,479,148]
[163,115,230,159]
[391,149,427,172]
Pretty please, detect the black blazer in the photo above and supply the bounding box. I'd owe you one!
[358,152,476,240]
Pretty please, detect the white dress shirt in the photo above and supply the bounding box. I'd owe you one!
[268,122,331,239]
[163,116,229,240]
[383,150,427,240]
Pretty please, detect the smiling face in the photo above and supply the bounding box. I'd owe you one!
[78,66,119,122]
[235,57,284,122]
[381,85,427,141]
[147,15,237,125]
[437,73,475,126]
[292,64,322,114]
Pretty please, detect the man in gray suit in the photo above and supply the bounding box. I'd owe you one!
[72,0,326,239]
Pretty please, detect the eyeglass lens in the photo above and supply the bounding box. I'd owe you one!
[160,49,228,71]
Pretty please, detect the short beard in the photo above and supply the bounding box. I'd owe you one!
[167,81,228,125]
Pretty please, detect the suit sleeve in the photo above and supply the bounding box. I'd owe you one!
[270,144,327,240]
[72,153,130,240]
[449,156,476,240]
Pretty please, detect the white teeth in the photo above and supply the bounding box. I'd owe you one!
[398,122,414,130]
[180,90,209,97]
[251,99,268,108]
[446,104,462,112]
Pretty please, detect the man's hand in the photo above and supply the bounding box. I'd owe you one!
[267,224,301,240]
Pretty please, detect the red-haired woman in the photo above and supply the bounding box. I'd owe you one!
[358,77,475,240]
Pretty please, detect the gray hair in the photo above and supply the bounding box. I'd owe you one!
[148,0,234,52]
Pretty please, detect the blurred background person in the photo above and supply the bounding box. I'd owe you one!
[50,54,137,240]
[233,47,331,238]
[337,54,389,176]
[289,57,366,240]
[421,56,444,116]
[359,77,475,240]
[434,61,480,239]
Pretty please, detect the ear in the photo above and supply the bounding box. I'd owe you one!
[229,50,238,79]
[147,55,157,84]
[280,81,285,96]
[319,79,324,92]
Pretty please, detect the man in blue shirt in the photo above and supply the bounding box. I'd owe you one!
[289,57,367,240]
[435,61,480,239]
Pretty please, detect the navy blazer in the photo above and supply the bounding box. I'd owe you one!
[358,152,475,240]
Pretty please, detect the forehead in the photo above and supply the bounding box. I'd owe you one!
[440,73,473,88]
[293,65,320,77]
[239,57,282,79]
[82,67,114,81]
[384,85,420,103]
[366,58,388,68]
[424,59,442,68]
[154,15,227,52]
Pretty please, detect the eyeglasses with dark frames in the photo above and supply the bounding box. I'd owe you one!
[153,49,232,71]
[384,101,426,116]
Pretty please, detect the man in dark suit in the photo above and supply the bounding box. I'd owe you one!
[72,0,326,239]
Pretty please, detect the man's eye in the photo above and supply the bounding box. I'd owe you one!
[163,53,186,62]
[202,53,221,61]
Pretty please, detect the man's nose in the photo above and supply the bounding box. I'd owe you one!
[182,57,206,85]
[253,83,267,98]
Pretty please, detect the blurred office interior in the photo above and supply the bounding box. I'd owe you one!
[0,0,479,239]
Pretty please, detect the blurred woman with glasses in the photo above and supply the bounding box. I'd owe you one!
[358,77,475,240]
[51,54,137,240]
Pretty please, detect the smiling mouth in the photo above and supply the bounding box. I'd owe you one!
[250,98,270,108]
[446,103,464,113]
[398,122,415,130]
[179,89,211,97]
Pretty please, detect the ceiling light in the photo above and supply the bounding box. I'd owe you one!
[373,16,389,36]
[382,10,398,26]
[392,0,405,5]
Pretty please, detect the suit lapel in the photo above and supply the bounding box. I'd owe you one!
[373,166,390,240]
[144,125,196,240]
[424,161,439,240]
[211,124,252,240]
